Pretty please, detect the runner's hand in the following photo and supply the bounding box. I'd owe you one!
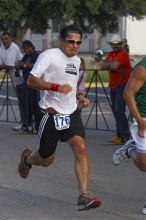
[138,119,146,138]
[78,96,90,108]
[58,84,72,94]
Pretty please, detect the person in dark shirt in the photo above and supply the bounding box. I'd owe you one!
[14,40,39,132]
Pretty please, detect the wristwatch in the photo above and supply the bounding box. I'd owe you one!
[23,64,27,68]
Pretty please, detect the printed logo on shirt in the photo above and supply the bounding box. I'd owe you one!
[65,63,77,75]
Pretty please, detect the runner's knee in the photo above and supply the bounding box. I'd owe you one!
[75,142,87,159]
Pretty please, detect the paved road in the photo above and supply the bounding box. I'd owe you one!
[0,108,146,220]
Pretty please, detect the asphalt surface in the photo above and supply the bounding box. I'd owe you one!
[0,106,146,220]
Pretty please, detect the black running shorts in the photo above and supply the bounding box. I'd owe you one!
[35,108,85,158]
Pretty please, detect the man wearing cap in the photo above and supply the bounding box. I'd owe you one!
[101,34,131,144]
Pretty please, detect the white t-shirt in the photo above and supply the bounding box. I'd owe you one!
[30,48,81,114]
[0,42,23,85]
[0,42,22,66]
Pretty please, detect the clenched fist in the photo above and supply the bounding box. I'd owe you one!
[58,84,72,94]
[78,96,90,108]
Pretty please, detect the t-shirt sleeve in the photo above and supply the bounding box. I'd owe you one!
[5,48,22,66]
[105,53,111,61]
[30,52,51,78]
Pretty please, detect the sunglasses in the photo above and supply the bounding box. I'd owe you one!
[64,38,82,45]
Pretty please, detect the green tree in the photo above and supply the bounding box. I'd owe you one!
[0,0,146,44]
[65,0,146,34]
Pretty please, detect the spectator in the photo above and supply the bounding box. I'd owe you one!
[0,32,23,85]
[18,24,101,210]
[13,40,39,132]
[113,56,146,215]
[100,34,131,144]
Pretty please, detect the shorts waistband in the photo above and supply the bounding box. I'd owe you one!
[41,108,58,114]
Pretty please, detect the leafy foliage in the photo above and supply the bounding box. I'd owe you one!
[0,0,146,43]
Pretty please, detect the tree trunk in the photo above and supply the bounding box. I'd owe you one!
[13,27,28,48]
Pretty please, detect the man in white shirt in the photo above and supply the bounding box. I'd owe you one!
[0,32,23,127]
[18,24,101,210]
[0,32,23,85]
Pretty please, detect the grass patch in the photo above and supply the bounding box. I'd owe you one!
[85,62,109,83]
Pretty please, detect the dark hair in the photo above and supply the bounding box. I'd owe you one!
[60,24,82,40]
[1,32,12,38]
[22,40,35,50]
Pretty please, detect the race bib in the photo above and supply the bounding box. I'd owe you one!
[53,114,70,130]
